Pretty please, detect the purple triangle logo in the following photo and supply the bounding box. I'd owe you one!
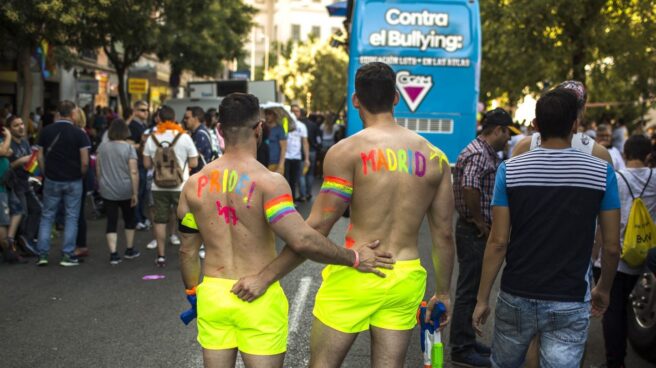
[403,86,424,103]
[396,71,433,112]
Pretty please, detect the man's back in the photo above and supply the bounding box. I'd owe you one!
[38,121,90,181]
[495,147,617,301]
[331,124,447,260]
[143,130,196,191]
[183,156,284,279]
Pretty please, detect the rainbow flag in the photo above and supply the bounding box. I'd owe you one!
[264,194,296,224]
[24,151,39,176]
[320,176,353,202]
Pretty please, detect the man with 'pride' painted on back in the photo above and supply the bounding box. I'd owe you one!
[232,62,456,367]
[177,93,393,368]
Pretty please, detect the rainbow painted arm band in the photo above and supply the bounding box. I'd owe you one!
[320,176,353,202]
[265,194,296,224]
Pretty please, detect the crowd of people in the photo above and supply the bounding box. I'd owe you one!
[2,62,656,368]
[0,98,347,268]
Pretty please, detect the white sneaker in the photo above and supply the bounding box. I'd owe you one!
[199,244,205,260]
[144,219,152,228]
[170,234,181,245]
[146,239,157,249]
[136,222,147,230]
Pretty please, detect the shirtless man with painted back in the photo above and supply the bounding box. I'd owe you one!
[177,93,393,368]
[232,62,456,367]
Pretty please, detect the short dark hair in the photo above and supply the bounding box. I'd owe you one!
[6,115,20,128]
[57,100,77,118]
[187,106,205,122]
[355,62,396,114]
[107,118,130,141]
[158,105,175,122]
[219,93,260,128]
[535,89,579,140]
[597,123,611,134]
[624,135,652,162]
[218,93,260,143]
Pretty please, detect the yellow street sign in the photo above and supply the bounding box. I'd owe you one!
[128,78,149,94]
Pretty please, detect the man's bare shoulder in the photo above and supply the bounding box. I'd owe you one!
[512,135,533,157]
[591,142,613,165]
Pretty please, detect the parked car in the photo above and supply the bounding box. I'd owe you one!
[628,271,656,363]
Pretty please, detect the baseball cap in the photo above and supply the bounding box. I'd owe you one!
[557,80,586,107]
[482,108,521,135]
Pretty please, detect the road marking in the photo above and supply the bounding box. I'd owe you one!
[289,277,313,333]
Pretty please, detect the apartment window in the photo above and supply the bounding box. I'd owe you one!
[291,24,301,42]
[311,26,321,39]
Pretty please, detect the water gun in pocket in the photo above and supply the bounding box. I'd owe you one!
[417,301,447,368]
[180,287,197,325]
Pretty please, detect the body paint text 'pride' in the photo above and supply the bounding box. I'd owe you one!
[197,169,253,199]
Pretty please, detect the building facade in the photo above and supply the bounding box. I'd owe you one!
[246,0,344,69]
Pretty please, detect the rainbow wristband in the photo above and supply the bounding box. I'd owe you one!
[351,249,360,268]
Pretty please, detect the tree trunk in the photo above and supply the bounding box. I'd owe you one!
[18,45,33,123]
[116,66,128,113]
[572,49,586,83]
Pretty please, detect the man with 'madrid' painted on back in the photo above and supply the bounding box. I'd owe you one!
[231,62,456,367]
[177,92,393,368]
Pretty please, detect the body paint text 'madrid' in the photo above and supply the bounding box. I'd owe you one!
[360,148,427,177]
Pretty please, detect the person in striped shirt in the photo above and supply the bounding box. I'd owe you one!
[176,92,392,368]
[473,88,621,368]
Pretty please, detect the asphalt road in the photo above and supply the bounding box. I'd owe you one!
[0,197,653,367]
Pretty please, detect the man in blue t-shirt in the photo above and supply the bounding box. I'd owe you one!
[264,109,286,175]
[472,89,621,368]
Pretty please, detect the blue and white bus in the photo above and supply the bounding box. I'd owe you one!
[345,0,481,162]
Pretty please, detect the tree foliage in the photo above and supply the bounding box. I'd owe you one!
[78,0,161,111]
[266,39,348,112]
[157,0,254,82]
[76,0,253,110]
[0,0,87,119]
[481,0,656,123]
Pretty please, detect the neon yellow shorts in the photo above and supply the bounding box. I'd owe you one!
[313,258,427,333]
[196,277,289,355]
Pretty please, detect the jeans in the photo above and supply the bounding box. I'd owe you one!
[285,159,302,199]
[492,291,590,368]
[592,267,639,368]
[450,219,487,353]
[37,179,83,257]
[299,150,316,198]
[135,166,148,224]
